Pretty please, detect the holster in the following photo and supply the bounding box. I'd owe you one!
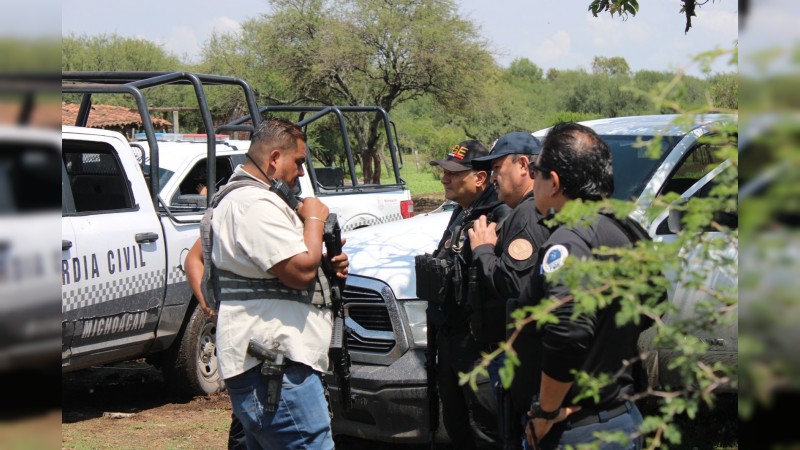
[414,253,454,304]
[246,339,287,412]
[258,359,286,413]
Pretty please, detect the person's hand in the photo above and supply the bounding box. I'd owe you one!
[524,405,580,448]
[329,240,349,279]
[468,215,498,250]
[200,304,216,322]
[196,183,208,195]
[296,197,329,224]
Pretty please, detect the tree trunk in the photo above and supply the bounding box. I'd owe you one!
[361,149,373,184]
[371,150,382,184]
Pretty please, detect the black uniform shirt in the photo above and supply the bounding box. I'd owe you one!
[471,192,551,345]
[536,214,641,408]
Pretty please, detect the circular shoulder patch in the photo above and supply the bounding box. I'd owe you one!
[542,244,569,273]
[507,238,534,261]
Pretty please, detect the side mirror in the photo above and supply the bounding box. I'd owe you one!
[667,208,684,234]
[172,194,207,209]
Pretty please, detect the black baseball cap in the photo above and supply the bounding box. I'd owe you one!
[429,140,490,172]
[470,132,541,170]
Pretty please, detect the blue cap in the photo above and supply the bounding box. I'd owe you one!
[470,132,541,170]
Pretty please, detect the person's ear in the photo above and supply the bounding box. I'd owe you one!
[474,170,488,187]
[550,170,562,195]
[268,149,281,170]
[519,155,531,174]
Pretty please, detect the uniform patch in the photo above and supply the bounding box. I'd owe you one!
[507,238,534,261]
[542,244,569,273]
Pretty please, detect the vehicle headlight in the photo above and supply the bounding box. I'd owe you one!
[401,300,428,347]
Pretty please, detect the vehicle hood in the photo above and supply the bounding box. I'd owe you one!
[343,211,451,299]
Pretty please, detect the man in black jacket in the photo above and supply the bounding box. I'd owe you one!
[427,140,510,449]
[521,122,646,450]
[468,132,553,449]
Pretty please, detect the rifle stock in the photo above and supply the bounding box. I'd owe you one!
[323,214,352,412]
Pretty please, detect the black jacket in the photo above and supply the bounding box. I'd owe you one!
[430,184,510,331]
[510,214,644,417]
[471,192,551,345]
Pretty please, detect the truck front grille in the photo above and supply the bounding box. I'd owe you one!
[343,284,395,353]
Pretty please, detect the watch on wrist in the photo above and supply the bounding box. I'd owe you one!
[529,396,560,420]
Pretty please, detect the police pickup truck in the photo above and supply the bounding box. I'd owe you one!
[61,125,225,395]
[61,71,414,397]
[332,114,738,443]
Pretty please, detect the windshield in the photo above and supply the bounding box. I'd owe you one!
[143,165,175,194]
[603,135,676,201]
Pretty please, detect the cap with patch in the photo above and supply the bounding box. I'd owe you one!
[470,131,541,170]
[429,140,490,172]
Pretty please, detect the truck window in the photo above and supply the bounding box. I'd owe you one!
[660,143,725,197]
[178,157,235,196]
[63,141,134,213]
[0,142,61,215]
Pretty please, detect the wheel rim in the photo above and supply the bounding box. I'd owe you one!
[197,320,220,383]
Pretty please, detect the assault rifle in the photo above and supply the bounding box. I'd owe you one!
[323,213,353,412]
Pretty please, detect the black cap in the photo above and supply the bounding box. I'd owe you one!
[470,132,541,170]
[429,140,490,172]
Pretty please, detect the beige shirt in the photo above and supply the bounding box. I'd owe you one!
[212,166,332,379]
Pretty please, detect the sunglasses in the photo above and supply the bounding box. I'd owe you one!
[529,162,554,177]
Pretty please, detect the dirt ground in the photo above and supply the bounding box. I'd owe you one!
[62,360,231,450]
[61,359,737,450]
[61,360,438,450]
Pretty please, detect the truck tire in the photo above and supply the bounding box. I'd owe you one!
[162,305,225,396]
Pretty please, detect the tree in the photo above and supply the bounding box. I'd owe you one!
[708,73,738,110]
[591,56,631,77]
[506,58,543,82]
[203,0,493,184]
[62,34,183,72]
[588,0,718,33]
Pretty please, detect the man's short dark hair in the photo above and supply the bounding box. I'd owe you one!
[539,122,614,201]
[249,118,307,161]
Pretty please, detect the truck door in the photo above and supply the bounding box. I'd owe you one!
[61,135,166,367]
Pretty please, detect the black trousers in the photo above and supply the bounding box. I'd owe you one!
[437,328,500,449]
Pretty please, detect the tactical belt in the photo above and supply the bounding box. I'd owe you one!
[563,401,632,430]
[217,269,328,306]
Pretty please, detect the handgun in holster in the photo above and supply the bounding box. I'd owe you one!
[247,338,286,412]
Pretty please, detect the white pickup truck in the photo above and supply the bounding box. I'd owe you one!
[61,71,415,397]
[134,133,413,232]
[61,125,220,394]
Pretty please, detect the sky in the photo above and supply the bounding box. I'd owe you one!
[58,0,742,77]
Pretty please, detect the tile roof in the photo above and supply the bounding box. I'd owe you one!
[0,102,61,127]
[62,103,172,128]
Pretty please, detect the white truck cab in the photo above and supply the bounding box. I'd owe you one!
[132,133,413,231]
